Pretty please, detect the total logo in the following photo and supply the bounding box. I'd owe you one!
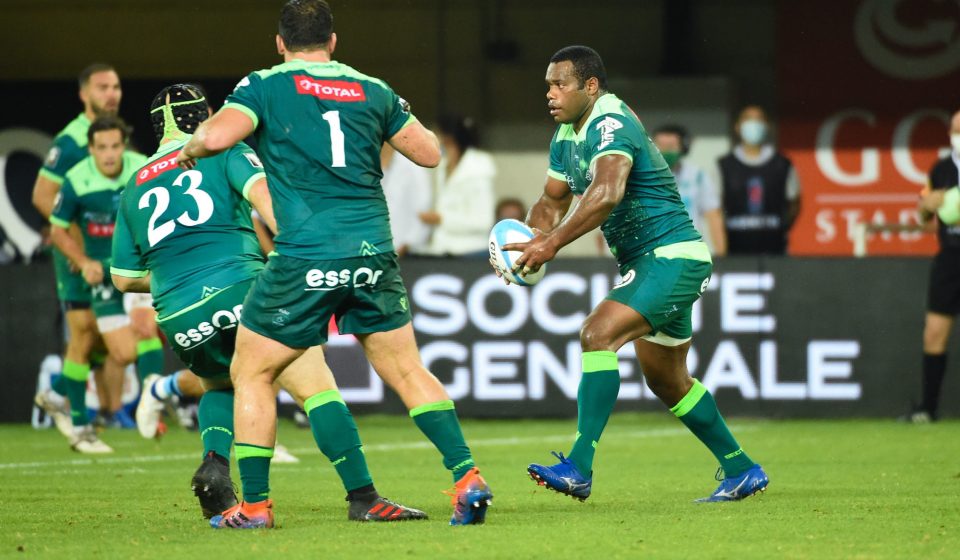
[304,267,384,291]
[294,76,367,102]
[173,303,244,348]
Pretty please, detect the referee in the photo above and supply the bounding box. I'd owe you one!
[908,109,960,422]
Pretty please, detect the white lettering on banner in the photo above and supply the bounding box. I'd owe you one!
[420,341,471,400]
[701,341,760,399]
[759,341,806,399]
[530,272,587,335]
[892,110,950,184]
[815,108,949,187]
[816,110,879,186]
[473,342,525,400]
[468,276,529,335]
[720,273,775,333]
[527,341,581,399]
[411,275,466,335]
[815,207,924,245]
[404,271,862,404]
[808,341,862,399]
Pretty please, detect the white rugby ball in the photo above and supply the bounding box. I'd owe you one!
[488,219,547,286]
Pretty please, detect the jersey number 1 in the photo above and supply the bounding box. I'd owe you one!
[322,110,346,168]
[139,170,214,247]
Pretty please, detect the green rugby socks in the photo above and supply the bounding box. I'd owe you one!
[236,443,273,504]
[567,350,621,476]
[61,360,91,427]
[305,390,374,492]
[198,390,234,462]
[410,400,474,482]
[136,338,165,382]
[672,379,754,478]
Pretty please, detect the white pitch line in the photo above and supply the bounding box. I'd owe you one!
[0,425,757,471]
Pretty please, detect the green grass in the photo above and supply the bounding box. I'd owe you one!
[1,413,958,559]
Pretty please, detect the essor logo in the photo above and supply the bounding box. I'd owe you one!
[174,303,244,348]
[136,151,181,186]
[294,76,366,102]
[86,222,114,238]
[304,267,383,291]
[854,0,960,80]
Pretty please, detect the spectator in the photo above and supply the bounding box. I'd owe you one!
[420,114,496,257]
[653,124,726,256]
[718,105,800,255]
[904,108,960,423]
[495,197,526,222]
[381,143,432,256]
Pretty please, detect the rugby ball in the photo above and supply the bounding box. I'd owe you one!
[488,219,547,286]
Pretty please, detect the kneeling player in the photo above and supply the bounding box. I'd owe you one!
[112,84,424,525]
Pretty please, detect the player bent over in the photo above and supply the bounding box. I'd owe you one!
[112,84,425,524]
[177,0,491,527]
[503,46,768,503]
[49,117,147,452]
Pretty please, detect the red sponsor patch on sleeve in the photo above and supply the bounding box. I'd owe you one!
[294,75,366,102]
[136,151,181,186]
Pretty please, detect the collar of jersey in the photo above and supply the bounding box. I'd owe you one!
[558,93,620,144]
[147,137,189,164]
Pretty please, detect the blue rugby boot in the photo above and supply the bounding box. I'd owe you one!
[445,467,493,525]
[696,464,769,503]
[527,451,592,501]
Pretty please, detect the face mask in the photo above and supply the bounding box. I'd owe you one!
[661,151,681,168]
[952,133,960,155]
[740,119,766,145]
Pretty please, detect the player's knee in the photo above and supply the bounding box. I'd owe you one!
[579,323,613,352]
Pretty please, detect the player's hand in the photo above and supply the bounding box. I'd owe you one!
[488,256,511,285]
[504,231,557,276]
[81,259,104,285]
[176,149,198,170]
[919,188,946,214]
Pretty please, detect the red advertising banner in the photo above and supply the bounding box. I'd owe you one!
[779,0,959,255]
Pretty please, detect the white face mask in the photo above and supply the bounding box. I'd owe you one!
[951,133,960,155]
[740,119,767,146]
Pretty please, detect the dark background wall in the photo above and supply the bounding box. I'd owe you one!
[0,0,776,130]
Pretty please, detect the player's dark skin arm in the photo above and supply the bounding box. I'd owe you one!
[505,154,631,273]
[527,176,574,234]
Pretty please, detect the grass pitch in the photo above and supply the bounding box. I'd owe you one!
[1,413,958,559]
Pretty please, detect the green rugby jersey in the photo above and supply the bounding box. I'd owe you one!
[110,139,267,319]
[547,93,700,263]
[50,151,147,263]
[39,113,91,185]
[223,59,418,260]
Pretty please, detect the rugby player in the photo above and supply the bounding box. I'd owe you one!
[48,116,147,452]
[33,64,166,436]
[176,0,492,527]
[113,83,425,523]
[503,46,769,503]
